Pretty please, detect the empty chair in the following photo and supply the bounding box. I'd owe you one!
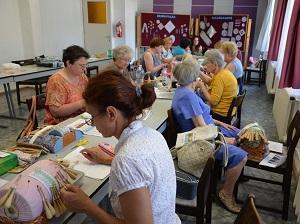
[234,193,262,224]
[176,157,215,224]
[235,110,300,220]
[86,65,99,78]
[244,59,267,87]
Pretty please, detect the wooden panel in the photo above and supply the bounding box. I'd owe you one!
[87,1,107,24]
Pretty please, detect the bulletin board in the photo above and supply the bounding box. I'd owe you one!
[197,15,249,51]
[138,12,191,47]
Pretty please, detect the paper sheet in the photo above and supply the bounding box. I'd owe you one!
[259,152,286,168]
[64,146,110,179]
[268,141,283,153]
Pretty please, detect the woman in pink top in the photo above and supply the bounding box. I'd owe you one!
[44,45,90,125]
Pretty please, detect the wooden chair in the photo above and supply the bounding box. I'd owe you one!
[167,109,182,148]
[86,65,99,78]
[16,77,49,105]
[176,157,215,224]
[234,193,262,224]
[244,59,267,87]
[235,110,300,220]
[226,89,247,128]
[25,94,46,130]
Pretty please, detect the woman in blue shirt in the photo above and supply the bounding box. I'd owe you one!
[172,59,247,214]
[220,41,244,94]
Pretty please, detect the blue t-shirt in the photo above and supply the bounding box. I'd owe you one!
[231,57,243,79]
[172,86,214,132]
[172,46,186,56]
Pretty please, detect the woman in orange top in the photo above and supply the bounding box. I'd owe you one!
[44,45,90,125]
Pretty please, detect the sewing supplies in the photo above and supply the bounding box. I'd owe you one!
[0,159,83,222]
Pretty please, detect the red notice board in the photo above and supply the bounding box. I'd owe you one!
[198,15,249,51]
[140,12,190,47]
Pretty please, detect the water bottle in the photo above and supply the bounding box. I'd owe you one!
[162,65,167,86]
[136,65,144,85]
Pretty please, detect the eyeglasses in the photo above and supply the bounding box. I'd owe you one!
[85,113,102,126]
[76,63,88,69]
[118,57,131,63]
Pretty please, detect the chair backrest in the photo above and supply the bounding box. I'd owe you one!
[234,193,262,224]
[226,89,247,125]
[197,157,214,218]
[167,109,182,147]
[285,110,300,171]
[26,94,46,130]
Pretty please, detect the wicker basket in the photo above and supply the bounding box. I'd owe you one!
[0,214,48,224]
[239,141,266,161]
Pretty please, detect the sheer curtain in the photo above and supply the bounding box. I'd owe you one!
[256,0,275,57]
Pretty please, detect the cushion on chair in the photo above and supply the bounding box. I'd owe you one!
[176,196,197,207]
[246,67,260,71]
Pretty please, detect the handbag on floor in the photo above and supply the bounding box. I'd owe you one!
[17,95,37,140]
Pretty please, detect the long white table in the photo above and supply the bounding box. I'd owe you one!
[1,98,172,223]
[0,57,112,119]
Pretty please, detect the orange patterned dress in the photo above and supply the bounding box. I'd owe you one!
[44,70,88,125]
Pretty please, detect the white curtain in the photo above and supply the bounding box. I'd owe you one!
[256,0,275,55]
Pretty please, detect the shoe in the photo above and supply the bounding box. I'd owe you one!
[217,191,241,214]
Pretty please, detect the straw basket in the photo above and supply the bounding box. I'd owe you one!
[239,141,266,161]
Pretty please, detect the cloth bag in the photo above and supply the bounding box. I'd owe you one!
[177,139,214,178]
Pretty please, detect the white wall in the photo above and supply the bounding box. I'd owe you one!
[0,0,84,65]
[36,0,84,56]
[0,0,24,64]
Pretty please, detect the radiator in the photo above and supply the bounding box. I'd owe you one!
[265,60,277,94]
[273,88,300,142]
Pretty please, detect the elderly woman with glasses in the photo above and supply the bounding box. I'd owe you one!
[44,45,90,125]
[172,59,247,214]
[102,45,133,81]
[197,49,238,124]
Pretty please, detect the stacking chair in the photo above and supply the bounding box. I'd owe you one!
[86,65,99,78]
[234,193,262,224]
[167,109,182,148]
[235,110,300,220]
[176,157,215,224]
[226,89,247,128]
[244,59,267,87]
[16,77,49,105]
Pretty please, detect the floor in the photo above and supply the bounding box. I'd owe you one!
[0,84,298,223]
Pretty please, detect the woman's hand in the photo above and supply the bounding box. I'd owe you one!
[225,137,237,145]
[60,184,93,213]
[216,120,238,130]
[80,146,114,165]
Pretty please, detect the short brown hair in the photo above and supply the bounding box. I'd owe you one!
[149,37,164,48]
[83,70,156,118]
